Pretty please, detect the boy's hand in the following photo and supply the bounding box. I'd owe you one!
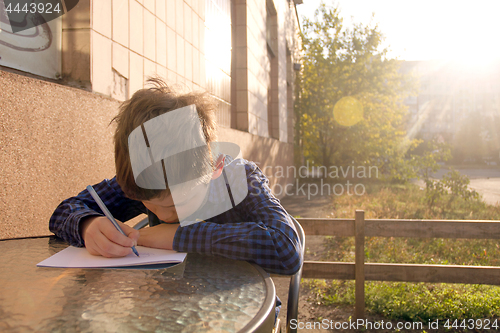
[137,223,179,250]
[81,216,140,257]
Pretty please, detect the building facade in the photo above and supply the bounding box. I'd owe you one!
[0,0,302,238]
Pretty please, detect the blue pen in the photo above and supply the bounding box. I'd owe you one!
[86,185,140,257]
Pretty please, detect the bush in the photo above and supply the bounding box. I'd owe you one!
[425,169,481,211]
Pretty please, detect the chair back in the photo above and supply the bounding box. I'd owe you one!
[286,215,305,333]
[133,210,160,230]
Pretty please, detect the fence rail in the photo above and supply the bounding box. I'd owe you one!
[297,211,500,319]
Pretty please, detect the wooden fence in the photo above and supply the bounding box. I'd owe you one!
[297,211,500,319]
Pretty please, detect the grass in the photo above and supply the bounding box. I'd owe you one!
[307,279,500,322]
[305,181,500,322]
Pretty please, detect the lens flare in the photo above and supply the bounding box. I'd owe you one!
[333,96,364,127]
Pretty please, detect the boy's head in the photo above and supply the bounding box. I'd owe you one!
[113,78,218,202]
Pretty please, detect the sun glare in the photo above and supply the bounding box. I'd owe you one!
[204,0,231,75]
[448,46,500,75]
[316,0,500,66]
[440,7,500,75]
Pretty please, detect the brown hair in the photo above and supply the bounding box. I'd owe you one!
[112,78,218,200]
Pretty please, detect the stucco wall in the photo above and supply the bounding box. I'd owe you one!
[0,70,118,239]
[0,70,294,239]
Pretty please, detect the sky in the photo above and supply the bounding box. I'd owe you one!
[296,0,500,64]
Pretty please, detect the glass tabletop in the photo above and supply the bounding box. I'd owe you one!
[0,237,275,333]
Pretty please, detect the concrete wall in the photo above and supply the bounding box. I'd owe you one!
[0,69,293,239]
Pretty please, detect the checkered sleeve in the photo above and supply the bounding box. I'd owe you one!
[49,177,147,247]
[173,161,302,275]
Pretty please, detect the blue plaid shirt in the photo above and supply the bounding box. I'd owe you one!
[49,158,302,275]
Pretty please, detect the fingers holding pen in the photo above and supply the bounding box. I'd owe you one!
[84,185,139,257]
[100,218,138,248]
[82,216,137,258]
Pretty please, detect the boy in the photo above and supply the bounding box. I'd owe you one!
[49,79,301,276]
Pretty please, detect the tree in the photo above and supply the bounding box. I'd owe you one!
[295,3,417,179]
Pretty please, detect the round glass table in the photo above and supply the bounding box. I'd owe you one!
[0,237,275,332]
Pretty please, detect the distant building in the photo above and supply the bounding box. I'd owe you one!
[400,60,500,144]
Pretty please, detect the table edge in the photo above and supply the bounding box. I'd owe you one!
[1,237,278,332]
[239,263,276,333]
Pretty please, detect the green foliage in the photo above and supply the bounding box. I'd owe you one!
[387,140,451,183]
[424,177,445,207]
[295,2,418,179]
[443,171,479,199]
[415,141,451,180]
[425,169,481,210]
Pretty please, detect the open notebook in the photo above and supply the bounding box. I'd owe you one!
[37,246,187,269]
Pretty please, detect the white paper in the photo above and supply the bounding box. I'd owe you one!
[37,246,187,268]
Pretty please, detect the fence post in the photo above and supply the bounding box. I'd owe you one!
[355,210,365,320]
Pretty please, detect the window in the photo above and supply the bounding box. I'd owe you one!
[205,0,232,128]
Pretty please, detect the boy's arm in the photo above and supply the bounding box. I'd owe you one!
[172,161,302,275]
[49,177,147,247]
